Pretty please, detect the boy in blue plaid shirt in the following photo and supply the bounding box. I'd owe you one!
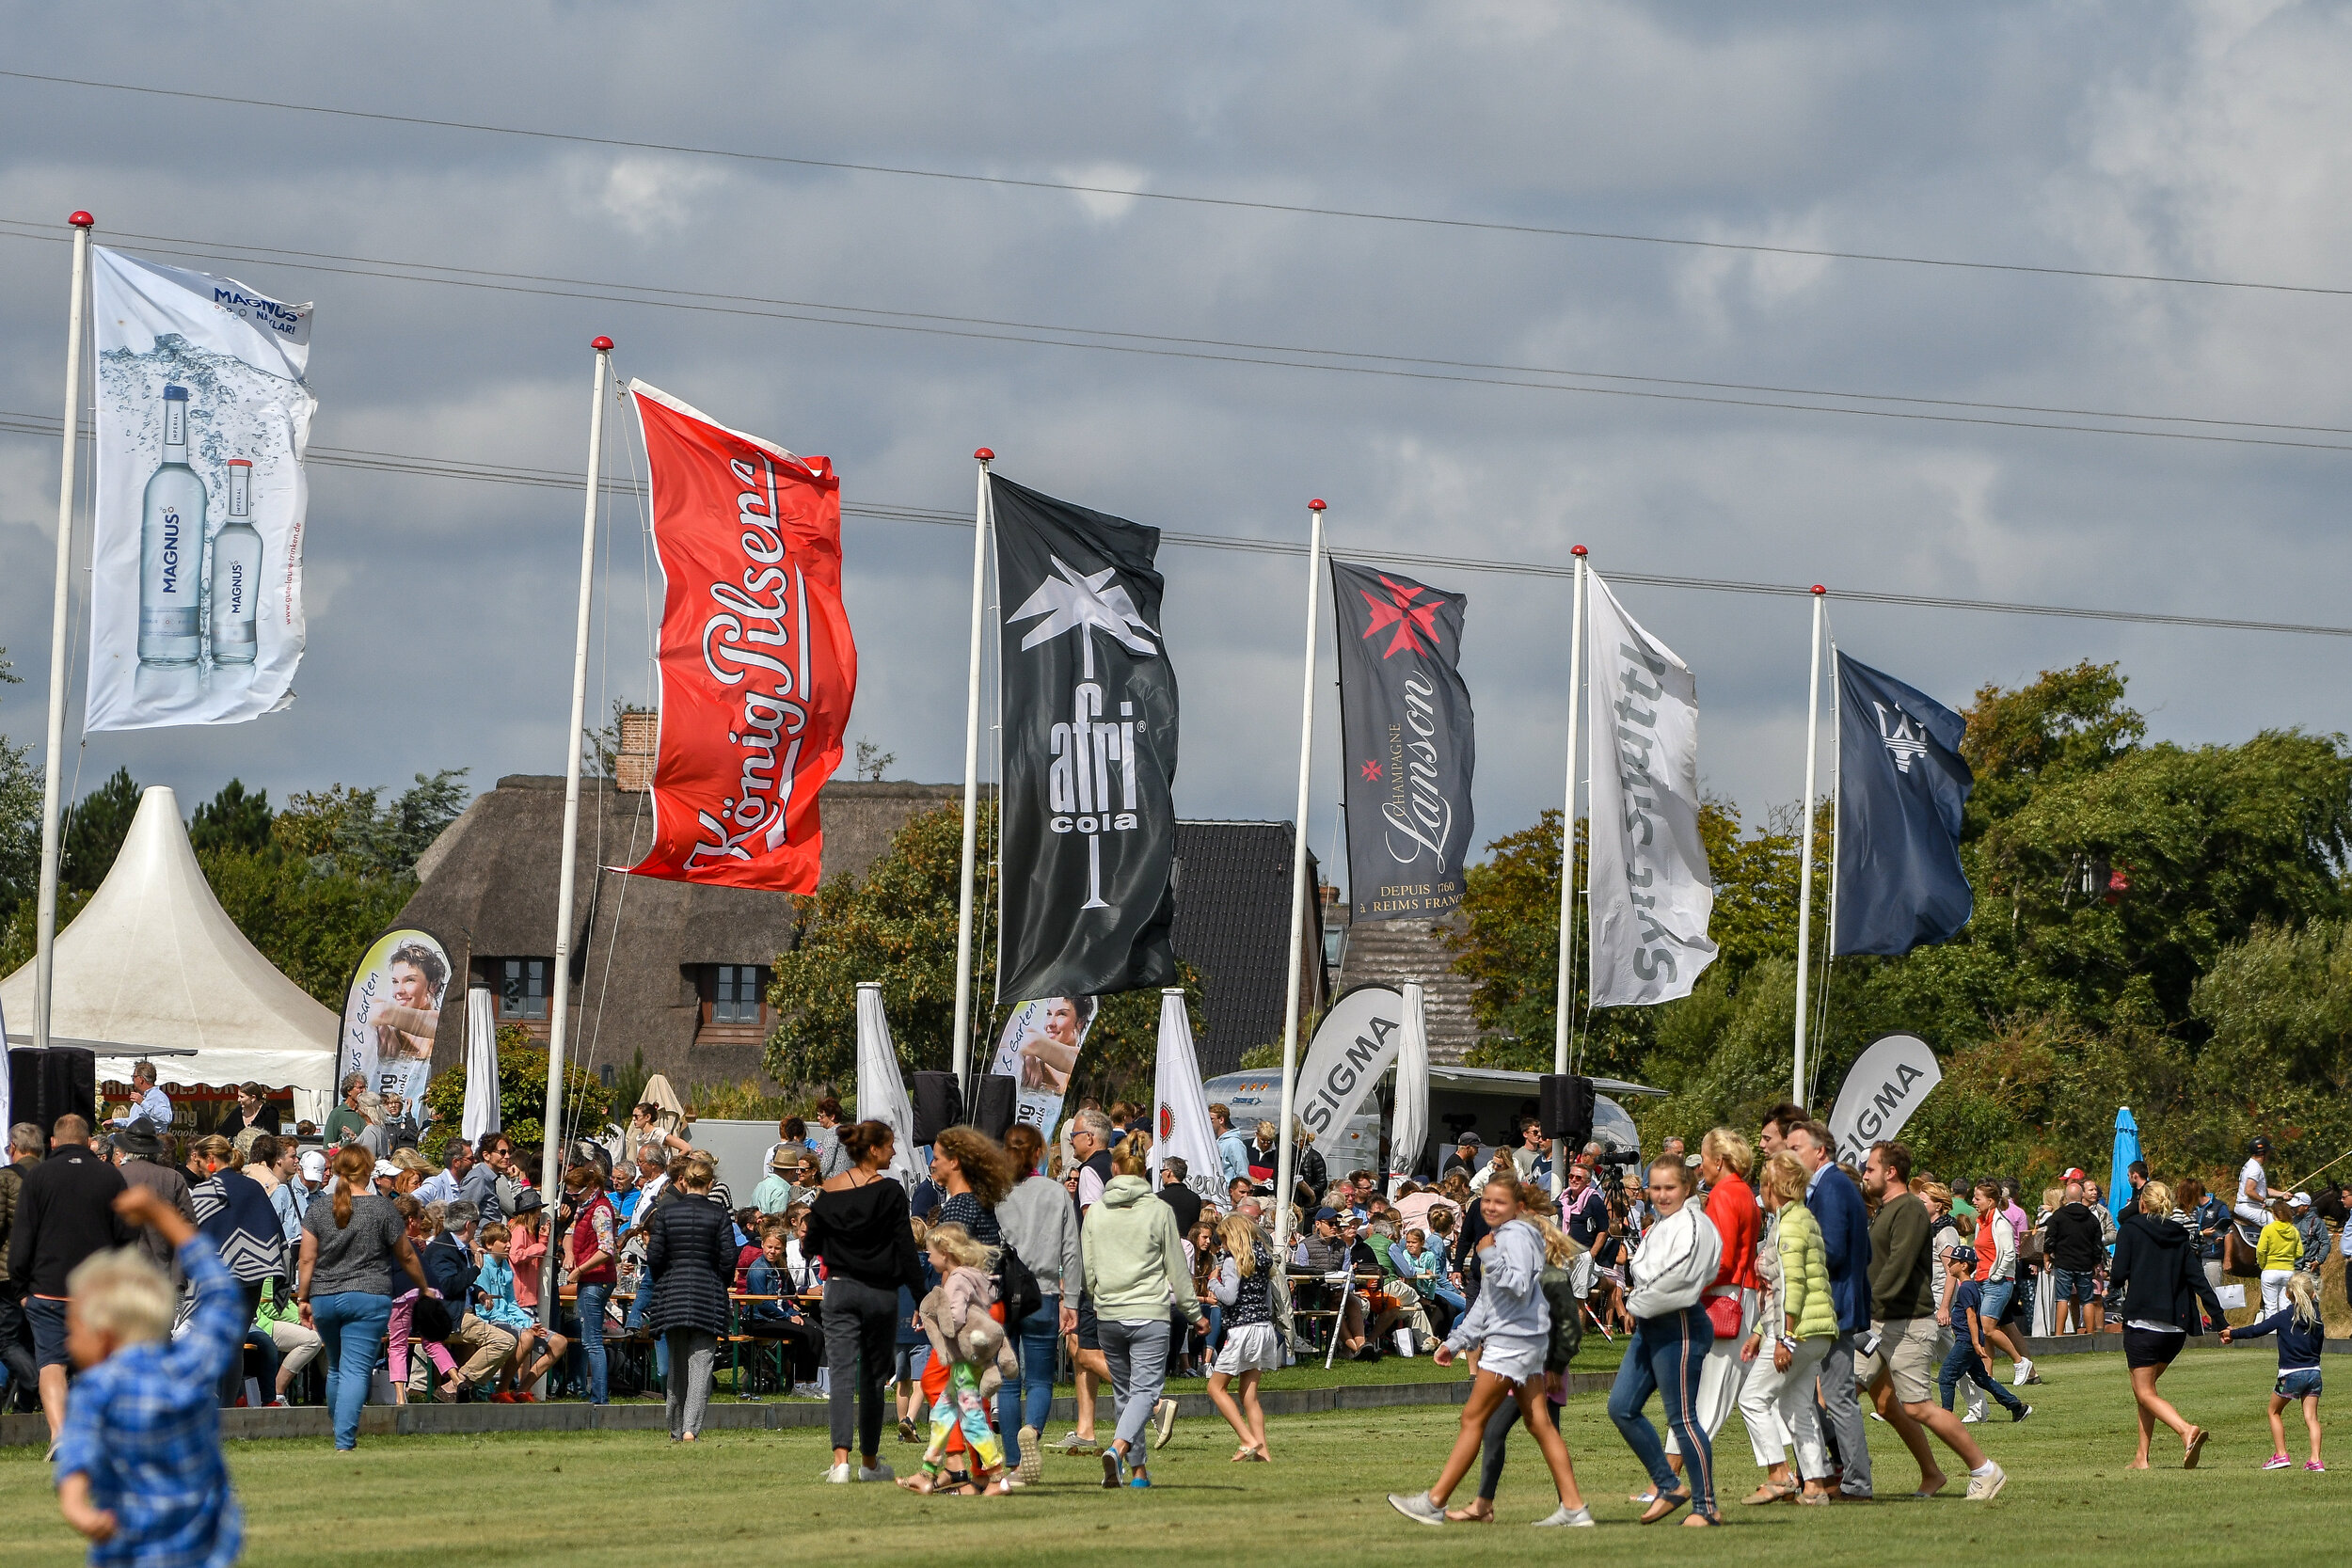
[54,1184,246,1567]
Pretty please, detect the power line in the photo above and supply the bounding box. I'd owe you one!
[6,408,2345,641]
[7,220,2349,455]
[7,67,2349,301]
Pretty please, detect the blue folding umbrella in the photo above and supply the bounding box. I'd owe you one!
[2110,1106,2141,1219]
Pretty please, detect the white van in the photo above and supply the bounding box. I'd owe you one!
[1200,1064,1655,1183]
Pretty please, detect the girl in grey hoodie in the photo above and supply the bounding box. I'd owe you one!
[1387,1172,1591,1528]
[1080,1137,1207,1490]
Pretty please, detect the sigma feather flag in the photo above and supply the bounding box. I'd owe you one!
[1585,571,1717,1006]
[623,381,854,891]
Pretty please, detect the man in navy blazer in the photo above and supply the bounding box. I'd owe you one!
[1791,1120,1874,1500]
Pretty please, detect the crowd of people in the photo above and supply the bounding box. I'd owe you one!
[6,1071,2345,1557]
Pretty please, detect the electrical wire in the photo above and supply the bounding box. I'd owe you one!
[5,220,2348,453]
[5,406,2348,640]
[8,67,2352,300]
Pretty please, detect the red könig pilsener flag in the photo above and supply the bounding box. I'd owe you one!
[624,381,854,891]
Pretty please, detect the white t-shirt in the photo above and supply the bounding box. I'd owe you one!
[2240,1158,2268,1209]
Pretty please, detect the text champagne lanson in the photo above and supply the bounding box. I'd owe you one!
[138,384,206,666]
[209,459,261,664]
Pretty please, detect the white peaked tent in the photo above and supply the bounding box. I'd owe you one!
[0,785,338,1122]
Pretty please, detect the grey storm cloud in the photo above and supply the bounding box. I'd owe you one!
[2,1,2350,884]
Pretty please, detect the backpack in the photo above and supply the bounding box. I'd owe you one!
[994,1237,1042,1327]
[1538,1262,1585,1371]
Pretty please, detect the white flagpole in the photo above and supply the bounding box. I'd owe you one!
[1272,498,1327,1258]
[951,449,993,1089]
[1816,638,1844,1105]
[538,333,612,1328]
[1549,544,1588,1180]
[33,212,94,1055]
[1791,583,1826,1107]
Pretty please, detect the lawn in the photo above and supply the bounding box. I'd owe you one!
[0,1346,2322,1568]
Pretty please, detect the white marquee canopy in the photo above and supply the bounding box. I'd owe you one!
[0,785,338,1122]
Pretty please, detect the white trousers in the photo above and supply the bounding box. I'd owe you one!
[2262,1269,2294,1316]
[1733,1334,1832,1479]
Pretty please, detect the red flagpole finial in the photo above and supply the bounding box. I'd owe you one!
[974,448,994,462]
[68,211,94,229]
[1811,584,1827,595]
[1570,545,1587,557]
[1308,499,1327,512]
[591,336,613,352]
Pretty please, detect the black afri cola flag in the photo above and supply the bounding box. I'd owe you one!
[1332,560,1475,921]
[993,475,1179,999]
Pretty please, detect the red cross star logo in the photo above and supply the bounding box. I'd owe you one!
[1359,576,1442,658]
[1359,759,1383,782]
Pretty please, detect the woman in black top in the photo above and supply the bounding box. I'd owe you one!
[806,1120,928,1481]
[645,1151,738,1442]
[930,1126,1012,1244]
[2106,1179,2227,1469]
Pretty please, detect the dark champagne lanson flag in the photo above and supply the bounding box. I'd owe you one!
[1833,651,1975,956]
[1330,560,1476,921]
[993,474,1179,999]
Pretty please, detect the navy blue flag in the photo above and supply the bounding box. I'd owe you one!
[1833,652,1975,956]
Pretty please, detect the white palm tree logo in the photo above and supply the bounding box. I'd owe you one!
[1009,555,1157,679]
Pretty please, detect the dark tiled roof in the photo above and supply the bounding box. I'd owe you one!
[1170,822,1325,1076]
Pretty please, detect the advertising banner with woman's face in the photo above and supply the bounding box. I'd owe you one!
[342,929,451,1114]
[987,993,1099,1136]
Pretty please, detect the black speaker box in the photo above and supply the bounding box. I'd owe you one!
[9,1046,98,1139]
[909,1070,964,1146]
[970,1074,1017,1142]
[1538,1072,1596,1148]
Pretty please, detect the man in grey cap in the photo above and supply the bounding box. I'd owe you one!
[107,1117,195,1283]
[1439,1130,1486,1181]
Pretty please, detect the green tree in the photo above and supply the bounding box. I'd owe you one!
[60,767,144,893]
[199,847,417,1006]
[0,649,39,932]
[1959,659,2146,829]
[421,1025,611,1162]
[275,769,469,879]
[765,800,1207,1101]
[190,779,273,855]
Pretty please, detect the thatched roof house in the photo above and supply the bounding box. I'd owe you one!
[398,774,1327,1094]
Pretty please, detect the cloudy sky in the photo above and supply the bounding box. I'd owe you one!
[4,2,2350,886]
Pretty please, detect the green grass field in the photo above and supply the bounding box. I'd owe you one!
[0,1347,2329,1567]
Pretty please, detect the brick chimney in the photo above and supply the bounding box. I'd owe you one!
[616,708,659,793]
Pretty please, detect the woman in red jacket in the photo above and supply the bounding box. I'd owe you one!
[1660,1129,1761,1491]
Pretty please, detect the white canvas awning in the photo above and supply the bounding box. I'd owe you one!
[0,785,338,1122]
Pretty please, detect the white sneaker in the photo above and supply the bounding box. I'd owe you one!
[2011,1358,2035,1386]
[1387,1491,1447,1527]
[1964,1463,2008,1501]
[1532,1504,1595,1527]
[1017,1425,1044,1486]
[1961,1410,1982,1424]
[822,1463,851,1483]
[857,1462,895,1482]
[1152,1397,1178,1449]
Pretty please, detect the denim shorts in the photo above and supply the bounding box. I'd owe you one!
[28,1296,71,1369]
[1978,1279,2015,1321]
[2277,1368,2323,1401]
[2051,1268,2098,1304]
[893,1343,929,1382]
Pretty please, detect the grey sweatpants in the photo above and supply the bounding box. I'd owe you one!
[1100,1318,1172,1453]
[1820,1331,1872,1497]
[666,1329,717,1438]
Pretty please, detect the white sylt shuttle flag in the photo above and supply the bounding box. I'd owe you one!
[1585,571,1716,1006]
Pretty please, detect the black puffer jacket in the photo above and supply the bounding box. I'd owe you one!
[2108,1209,2224,1335]
[646,1192,739,1336]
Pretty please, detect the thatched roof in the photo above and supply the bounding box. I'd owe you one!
[397,776,958,1090]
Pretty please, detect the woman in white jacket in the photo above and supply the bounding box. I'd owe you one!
[1607,1154,1724,1526]
[1387,1172,1591,1528]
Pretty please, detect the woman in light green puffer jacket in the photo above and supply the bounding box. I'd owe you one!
[1735,1151,1840,1504]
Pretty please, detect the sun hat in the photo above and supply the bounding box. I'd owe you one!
[372,1159,400,1180]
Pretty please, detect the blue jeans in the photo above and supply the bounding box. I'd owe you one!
[1939,1337,2024,1414]
[1608,1307,1716,1516]
[311,1291,392,1449]
[625,1281,668,1381]
[999,1294,1061,1466]
[576,1283,612,1403]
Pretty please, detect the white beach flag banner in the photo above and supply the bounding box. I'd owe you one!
[1151,989,1227,1212]
[1585,572,1717,1006]
[460,986,502,1144]
[1387,981,1429,1195]
[854,983,921,1190]
[87,247,313,732]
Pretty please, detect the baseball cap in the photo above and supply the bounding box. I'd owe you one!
[1950,1245,1979,1267]
[1683,1154,1705,1169]
[299,1149,327,1182]
[372,1159,400,1180]
[2290,1192,2312,1211]
[1454,1131,1484,1149]
[2061,1167,2088,1181]
[1314,1206,1339,1222]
